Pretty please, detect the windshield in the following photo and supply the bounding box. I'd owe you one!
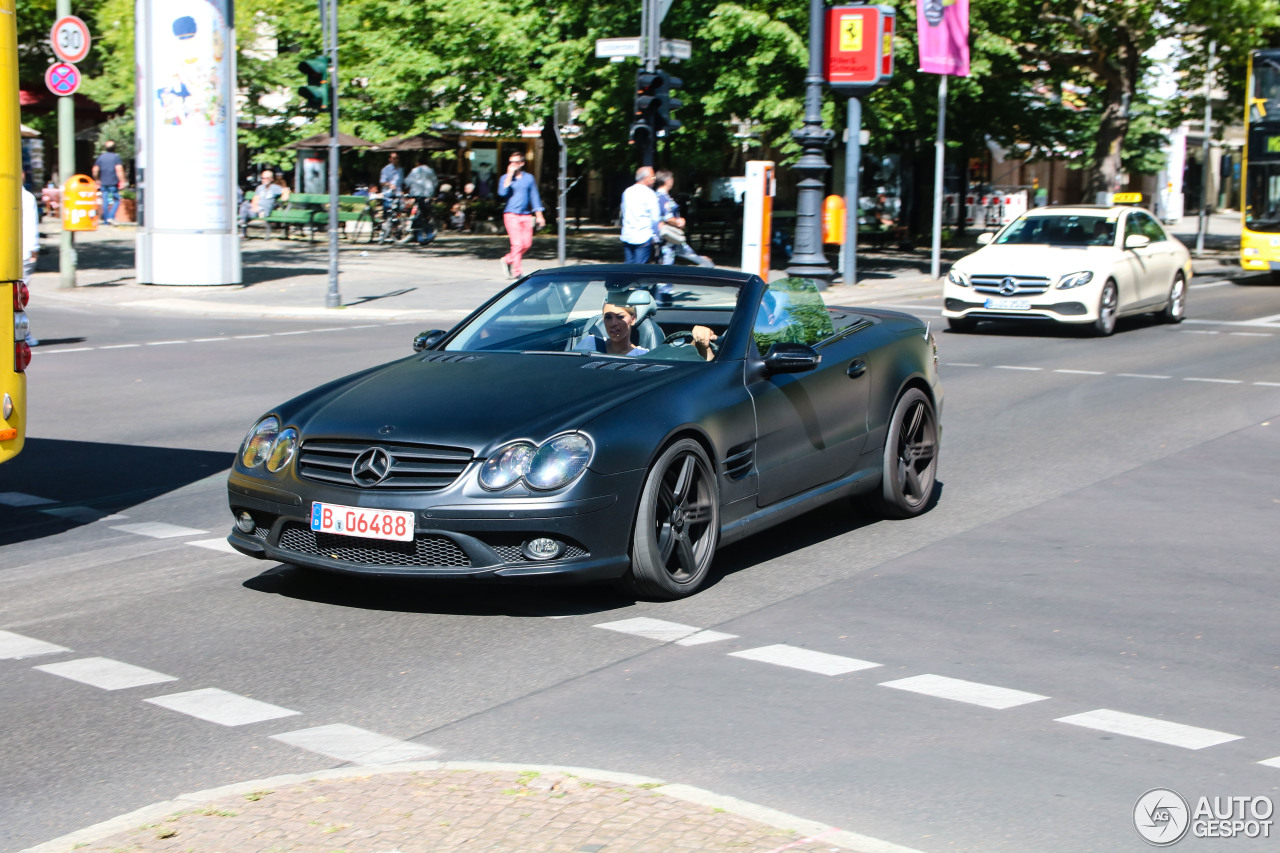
[1246,161,1280,232]
[443,272,743,361]
[994,214,1117,247]
[1252,51,1280,123]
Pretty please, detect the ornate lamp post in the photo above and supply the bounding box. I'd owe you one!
[785,0,836,286]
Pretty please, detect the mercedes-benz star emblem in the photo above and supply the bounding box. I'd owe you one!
[999,277,1019,296]
[352,447,392,487]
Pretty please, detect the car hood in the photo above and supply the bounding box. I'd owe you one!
[954,244,1119,276]
[278,352,690,455]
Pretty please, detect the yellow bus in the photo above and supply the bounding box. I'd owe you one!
[0,0,27,463]
[1242,48,1280,279]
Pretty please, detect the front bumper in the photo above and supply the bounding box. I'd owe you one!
[942,293,1093,324]
[227,468,643,582]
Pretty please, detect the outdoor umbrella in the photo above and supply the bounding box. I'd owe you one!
[373,132,455,151]
[283,131,377,149]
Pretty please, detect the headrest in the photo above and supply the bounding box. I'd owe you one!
[606,289,657,325]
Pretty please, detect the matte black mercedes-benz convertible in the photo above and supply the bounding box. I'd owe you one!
[227,266,941,599]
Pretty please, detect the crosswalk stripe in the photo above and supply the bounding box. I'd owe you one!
[145,688,300,726]
[34,657,177,691]
[595,617,703,643]
[728,644,880,676]
[110,522,208,539]
[879,674,1048,709]
[0,491,57,507]
[1055,709,1242,749]
[675,630,738,646]
[0,630,69,659]
[187,538,240,554]
[272,724,439,764]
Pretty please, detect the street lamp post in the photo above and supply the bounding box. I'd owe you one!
[1195,39,1216,258]
[785,0,836,287]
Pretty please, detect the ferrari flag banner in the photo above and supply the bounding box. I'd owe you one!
[917,0,970,76]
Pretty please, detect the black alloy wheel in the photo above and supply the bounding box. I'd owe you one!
[623,438,720,600]
[866,387,938,519]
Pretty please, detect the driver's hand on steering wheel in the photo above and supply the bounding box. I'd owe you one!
[692,325,717,360]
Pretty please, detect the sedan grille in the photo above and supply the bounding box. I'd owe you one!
[278,523,472,567]
[971,274,1052,296]
[298,440,473,490]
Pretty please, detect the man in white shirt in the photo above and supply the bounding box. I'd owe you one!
[619,166,661,264]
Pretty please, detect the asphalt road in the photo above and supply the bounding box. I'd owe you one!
[2,270,1279,852]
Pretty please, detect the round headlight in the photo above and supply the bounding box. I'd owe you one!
[480,442,535,490]
[525,434,593,491]
[241,416,280,469]
[266,427,299,473]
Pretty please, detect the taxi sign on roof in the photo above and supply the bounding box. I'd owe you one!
[1112,192,1144,205]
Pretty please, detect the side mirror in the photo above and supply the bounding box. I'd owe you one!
[1124,234,1150,249]
[762,342,821,375]
[976,232,995,246]
[413,329,447,352]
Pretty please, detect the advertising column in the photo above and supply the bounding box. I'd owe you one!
[135,0,240,285]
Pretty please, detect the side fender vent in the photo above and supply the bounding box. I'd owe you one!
[581,361,673,373]
[420,353,483,364]
[722,444,755,480]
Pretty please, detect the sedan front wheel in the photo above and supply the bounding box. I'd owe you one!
[1092,280,1119,336]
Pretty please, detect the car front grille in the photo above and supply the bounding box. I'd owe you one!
[971,275,1052,296]
[277,523,472,567]
[297,439,473,490]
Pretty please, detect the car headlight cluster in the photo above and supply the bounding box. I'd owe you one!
[946,269,970,288]
[240,416,299,474]
[1057,270,1094,289]
[480,433,593,491]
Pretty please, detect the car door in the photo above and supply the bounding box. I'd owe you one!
[746,279,871,507]
[1121,210,1175,308]
[1134,211,1180,306]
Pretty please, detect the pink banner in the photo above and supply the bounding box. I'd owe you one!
[917,0,970,77]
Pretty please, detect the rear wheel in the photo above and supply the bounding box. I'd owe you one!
[1092,280,1119,336]
[865,388,938,519]
[1157,274,1186,323]
[619,439,720,600]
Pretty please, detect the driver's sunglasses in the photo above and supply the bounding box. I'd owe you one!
[602,312,630,322]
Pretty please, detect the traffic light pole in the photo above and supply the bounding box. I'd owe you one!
[57,0,76,289]
[785,0,835,287]
[323,0,340,309]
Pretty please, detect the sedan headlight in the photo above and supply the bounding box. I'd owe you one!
[241,416,280,468]
[481,434,593,492]
[480,442,536,490]
[1057,270,1094,289]
[946,268,970,288]
[266,427,299,473]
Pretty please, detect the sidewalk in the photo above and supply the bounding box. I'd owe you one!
[21,761,926,853]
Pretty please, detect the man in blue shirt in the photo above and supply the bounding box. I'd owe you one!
[495,151,545,278]
[92,140,127,225]
[379,152,404,192]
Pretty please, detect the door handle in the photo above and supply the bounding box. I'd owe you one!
[847,359,867,378]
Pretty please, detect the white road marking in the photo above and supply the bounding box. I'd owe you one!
[234,334,270,339]
[1256,381,1280,387]
[145,688,300,726]
[879,674,1049,710]
[595,617,702,643]
[1189,279,1233,289]
[190,337,230,343]
[34,657,177,690]
[1245,312,1280,325]
[1184,377,1243,384]
[1182,329,1220,335]
[1055,709,1242,749]
[1117,373,1172,380]
[945,362,982,367]
[110,522,208,539]
[1053,369,1106,375]
[38,346,93,352]
[271,724,439,764]
[0,630,69,659]
[1257,756,1280,770]
[1185,318,1280,329]
[98,343,140,349]
[187,537,240,554]
[728,644,881,676]
[676,630,738,646]
[0,491,56,506]
[273,330,309,336]
[145,340,187,346]
[994,365,1042,371]
[1229,332,1273,337]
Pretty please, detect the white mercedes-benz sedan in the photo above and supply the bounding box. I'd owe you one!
[942,205,1193,336]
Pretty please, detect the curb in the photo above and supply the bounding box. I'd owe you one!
[19,761,928,853]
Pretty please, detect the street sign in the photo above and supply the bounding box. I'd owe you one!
[45,62,81,97]
[50,15,91,64]
[595,37,642,59]
[824,5,896,89]
[659,38,692,61]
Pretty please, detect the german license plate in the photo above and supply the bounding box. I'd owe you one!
[310,502,414,542]
[984,298,1031,310]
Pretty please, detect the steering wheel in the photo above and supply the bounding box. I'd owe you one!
[663,330,718,354]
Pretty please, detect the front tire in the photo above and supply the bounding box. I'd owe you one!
[1092,280,1119,336]
[1158,274,1186,324]
[866,388,938,519]
[620,439,720,600]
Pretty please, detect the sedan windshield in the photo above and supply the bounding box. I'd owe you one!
[443,272,743,361]
[995,214,1117,247]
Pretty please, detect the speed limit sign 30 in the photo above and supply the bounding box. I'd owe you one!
[50,15,91,64]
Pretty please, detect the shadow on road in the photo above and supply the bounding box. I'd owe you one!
[0,438,233,546]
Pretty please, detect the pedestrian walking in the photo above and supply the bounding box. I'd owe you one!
[379,151,405,193]
[620,166,661,264]
[496,151,545,278]
[655,170,713,268]
[92,140,127,225]
[404,159,438,245]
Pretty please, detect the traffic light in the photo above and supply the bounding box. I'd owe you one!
[298,56,330,110]
[654,70,682,135]
[633,70,661,129]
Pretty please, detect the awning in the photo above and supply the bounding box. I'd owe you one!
[372,132,455,151]
[282,131,378,150]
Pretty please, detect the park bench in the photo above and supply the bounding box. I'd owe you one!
[243,192,374,241]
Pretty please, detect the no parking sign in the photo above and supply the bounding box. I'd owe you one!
[45,62,81,96]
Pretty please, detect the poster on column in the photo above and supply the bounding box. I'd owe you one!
[147,0,232,229]
[916,0,970,77]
